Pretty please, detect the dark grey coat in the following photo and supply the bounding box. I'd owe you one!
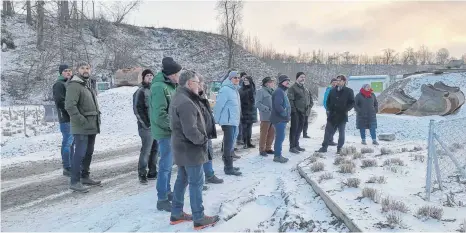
[170,87,209,166]
[255,86,273,121]
[354,92,378,129]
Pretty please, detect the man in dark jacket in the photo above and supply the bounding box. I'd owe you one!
[198,75,224,184]
[236,71,248,145]
[133,69,158,185]
[53,64,74,177]
[270,75,292,163]
[316,75,355,154]
[65,62,101,193]
[150,57,182,212]
[239,76,256,149]
[169,70,220,230]
[287,72,310,153]
[302,86,314,138]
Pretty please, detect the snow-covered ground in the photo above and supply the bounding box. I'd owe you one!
[347,72,466,141]
[1,107,348,232]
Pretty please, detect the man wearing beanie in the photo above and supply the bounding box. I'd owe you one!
[255,77,276,157]
[149,57,182,211]
[287,72,311,154]
[133,69,158,185]
[65,61,102,192]
[270,75,292,163]
[52,64,74,177]
[213,70,242,176]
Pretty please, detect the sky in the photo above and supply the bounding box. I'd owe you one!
[122,0,466,57]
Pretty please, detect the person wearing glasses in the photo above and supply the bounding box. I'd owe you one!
[316,75,354,154]
[213,71,242,176]
[169,70,220,230]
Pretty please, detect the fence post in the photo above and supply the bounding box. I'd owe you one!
[425,119,435,201]
[23,106,27,136]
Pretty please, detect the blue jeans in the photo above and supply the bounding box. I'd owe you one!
[171,165,205,221]
[156,138,172,201]
[273,122,287,158]
[203,140,215,177]
[360,126,377,141]
[71,134,96,184]
[59,122,74,169]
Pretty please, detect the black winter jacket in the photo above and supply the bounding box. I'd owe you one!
[133,82,151,129]
[326,86,355,124]
[52,77,70,123]
[239,77,257,124]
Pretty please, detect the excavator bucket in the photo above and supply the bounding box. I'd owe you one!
[404,84,452,116]
[379,89,417,114]
[433,81,465,114]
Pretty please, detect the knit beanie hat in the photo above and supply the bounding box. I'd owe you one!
[228,71,239,79]
[262,76,274,86]
[296,72,305,79]
[141,69,154,78]
[278,74,290,84]
[58,64,69,75]
[162,57,182,76]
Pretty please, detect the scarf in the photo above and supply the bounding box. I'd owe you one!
[360,88,373,98]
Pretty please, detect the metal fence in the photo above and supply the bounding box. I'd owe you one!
[425,117,466,205]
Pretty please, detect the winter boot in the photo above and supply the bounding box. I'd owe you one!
[139,175,148,185]
[329,142,338,146]
[273,156,289,163]
[193,215,220,230]
[63,168,71,177]
[243,144,249,149]
[147,172,157,180]
[81,177,102,186]
[316,147,327,153]
[373,140,379,145]
[224,168,242,176]
[361,140,367,145]
[303,135,310,138]
[233,167,240,171]
[168,191,174,201]
[336,148,341,154]
[289,147,300,154]
[265,149,274,155]
[259,151,268,157]
[236,140,244,146]
[157,200,172,212]
[206,175,224,184]
[247,143,255,148]
[170,212,193,225]
[203,185,209,191]
[70,182,90,193]
[297,146,306,152]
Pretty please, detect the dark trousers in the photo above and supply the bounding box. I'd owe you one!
[237,123,243,142]
[138,126,158,176]
[242,123,253,144]
[322,121,346,149]
[71,134,96,184]
[303,115,309,137]
[289,112,305,149]
[221,125,237,171]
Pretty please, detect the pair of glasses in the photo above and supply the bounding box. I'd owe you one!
[232,77,240,79]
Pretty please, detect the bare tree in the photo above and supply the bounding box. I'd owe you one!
[101,1,141,25]
[382,48,398,64]
[216,0,243,68]
[341,51,352,64]
[59,0,70,26]
[416,45,434,65]
[401,47,417,65]
[36,1,45,51]
[25,0,33,26]
[3,1,14,16]
[436,48,450,64]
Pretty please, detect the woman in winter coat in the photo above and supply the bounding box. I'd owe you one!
[354,84,379,145]
[238,76,256,149]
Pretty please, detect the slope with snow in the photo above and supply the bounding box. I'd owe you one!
[347,72,466,141]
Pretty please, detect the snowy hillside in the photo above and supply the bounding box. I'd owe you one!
[1,14,277,105]
[347,72,466,141]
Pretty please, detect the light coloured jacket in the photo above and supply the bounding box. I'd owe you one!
[213,78,241,126]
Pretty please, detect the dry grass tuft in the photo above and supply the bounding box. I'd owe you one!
[318,172,334,183]
[383,158,405,166]
[416,206,443,220]
[352,152,363,160]
[339,163,356,174]
[381,197,408,213]
[342,177,361,188]
[381,147,393,155]
[361,147,375,154]
[367,176,387,184]
[361,187,381,203]
[310,162,324,173]
[361,159,378,168]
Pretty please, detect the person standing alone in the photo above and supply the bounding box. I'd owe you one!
[255,77,276,157]
[354,84,379,145]
[287,72,310,153]
[53,64,74,177]
[65,62,102,192]
[133,69,158,185]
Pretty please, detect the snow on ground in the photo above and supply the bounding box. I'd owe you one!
[347,72,466,141]
[298,106,466,231]
[1,87,140,166]
[1,108,348,232]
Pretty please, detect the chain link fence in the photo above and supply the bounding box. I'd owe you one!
[425,117,466,206]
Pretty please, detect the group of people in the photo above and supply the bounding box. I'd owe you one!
[52,57,380,230]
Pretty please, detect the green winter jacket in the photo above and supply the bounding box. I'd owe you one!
[149,71,178,139]
[287,83,311,115]
[64,75,101,135]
